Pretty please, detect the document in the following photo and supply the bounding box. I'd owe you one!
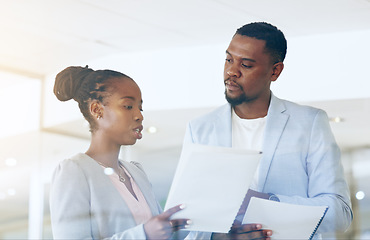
[164,143,262,233]
[243,197,328,240]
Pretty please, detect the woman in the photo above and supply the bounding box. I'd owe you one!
[50,66,190,239]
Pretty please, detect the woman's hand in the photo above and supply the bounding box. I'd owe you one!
[144,204,191,240]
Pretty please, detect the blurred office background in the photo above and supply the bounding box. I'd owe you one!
[1,0,370,239]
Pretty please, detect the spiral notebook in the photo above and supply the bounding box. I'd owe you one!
[242,197,328,240]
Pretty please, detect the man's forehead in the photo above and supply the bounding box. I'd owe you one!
[226,35,268,59]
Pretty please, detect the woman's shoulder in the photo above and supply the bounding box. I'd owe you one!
[129,161,144,171]
[53,153,96,179]
[120,160,149,179]
[58,153,93,166]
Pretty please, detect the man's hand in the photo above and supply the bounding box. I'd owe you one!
[211,223,272,240]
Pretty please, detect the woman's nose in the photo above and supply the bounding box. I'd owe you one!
[135,109,144,122]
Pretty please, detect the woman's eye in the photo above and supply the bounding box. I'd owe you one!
[242,64,252,68]
[124,105,133,110]
[225,58,232,63]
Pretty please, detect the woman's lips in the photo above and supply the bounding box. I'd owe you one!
[134,126,143,140]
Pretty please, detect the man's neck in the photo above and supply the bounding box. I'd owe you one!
[233,94,271,119]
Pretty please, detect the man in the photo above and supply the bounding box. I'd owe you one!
[184,22,352,239]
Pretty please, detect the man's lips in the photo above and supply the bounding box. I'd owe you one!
[225,80,240,91]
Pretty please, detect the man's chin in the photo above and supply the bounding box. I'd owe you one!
[225,95,245,106]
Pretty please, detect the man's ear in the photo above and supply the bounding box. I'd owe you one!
[90,100,104,119]
[271,62,284,82]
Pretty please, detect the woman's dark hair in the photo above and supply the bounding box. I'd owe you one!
[54,66,131,132]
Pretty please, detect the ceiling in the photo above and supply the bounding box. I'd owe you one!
[1,0,370,237]
[1,0,370,77]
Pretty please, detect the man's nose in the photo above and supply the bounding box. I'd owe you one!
[226,64,241,78]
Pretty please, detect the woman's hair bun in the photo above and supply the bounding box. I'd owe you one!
[54,66,93,101]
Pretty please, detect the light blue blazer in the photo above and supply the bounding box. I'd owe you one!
[50,153,162,239]
[184,94,352,236]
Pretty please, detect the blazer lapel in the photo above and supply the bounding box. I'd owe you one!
[214,104,233,147]
[258,94,289,192]
[78,154,137,219]
[122,161,161,216]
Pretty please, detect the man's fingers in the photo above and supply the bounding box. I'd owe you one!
[170,219,192,231]
[158,204,186,220]
[229,224,272,240]
[234,223,262,233]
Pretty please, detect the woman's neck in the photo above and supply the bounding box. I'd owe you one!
[86,135,121,170]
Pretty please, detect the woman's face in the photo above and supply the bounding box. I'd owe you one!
[96,77,144,146]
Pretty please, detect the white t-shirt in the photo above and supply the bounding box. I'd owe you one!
[231,108,266,190]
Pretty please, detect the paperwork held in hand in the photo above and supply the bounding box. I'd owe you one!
[243,197,328,240]
[164,143,262,233]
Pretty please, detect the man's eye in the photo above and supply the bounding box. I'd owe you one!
[124,106,133,110]
[242,64,252,68]
[225,59,232,63]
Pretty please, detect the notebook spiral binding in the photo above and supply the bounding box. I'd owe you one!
[309,207,329,240]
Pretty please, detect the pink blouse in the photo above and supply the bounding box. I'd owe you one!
[102,165,153,225]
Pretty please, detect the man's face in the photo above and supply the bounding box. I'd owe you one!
[224,34,277,106]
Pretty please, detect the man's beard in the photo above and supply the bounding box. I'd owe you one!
[225,89,247,106]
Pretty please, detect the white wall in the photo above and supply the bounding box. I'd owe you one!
[0,72,41,138]
[273,29,370,102]
[42,28,370,127]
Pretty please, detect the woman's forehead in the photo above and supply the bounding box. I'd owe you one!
[108,77,141,99]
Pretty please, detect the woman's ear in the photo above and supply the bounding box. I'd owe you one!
[90,100,104,120]
[271,62,284,82]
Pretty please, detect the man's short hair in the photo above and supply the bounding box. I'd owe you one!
[235,22,287,63]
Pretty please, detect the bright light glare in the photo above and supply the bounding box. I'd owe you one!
[356,191,365,200]
[329,116,344,123]
[5,158,17,167]
[147,126,157,134]
[0,71,41,138]
[7,188,16,196]
[104,168,114,175]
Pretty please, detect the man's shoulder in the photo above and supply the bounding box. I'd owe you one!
[185,104,232,145]
[190,104,230,124]
[275,96,324,115]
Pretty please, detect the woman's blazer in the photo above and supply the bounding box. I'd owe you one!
[50,153,162,239]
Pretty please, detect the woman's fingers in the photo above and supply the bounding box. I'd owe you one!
[144,203,192,238]
[159,204,186,220]
[159,204,191,232]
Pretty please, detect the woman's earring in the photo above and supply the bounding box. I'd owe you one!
[97,115,102,120]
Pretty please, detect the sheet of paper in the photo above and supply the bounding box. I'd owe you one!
[164,143,262,233]
[243,197,328,240]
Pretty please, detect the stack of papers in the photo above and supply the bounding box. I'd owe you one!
[165,143,328,239]
[164,143,262,233]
